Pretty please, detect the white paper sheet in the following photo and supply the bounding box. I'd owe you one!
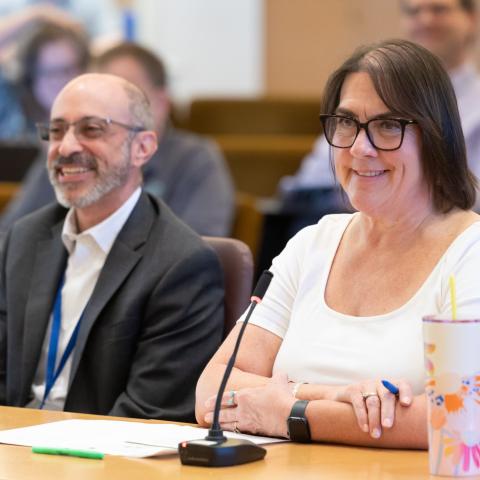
[0,420,285,458]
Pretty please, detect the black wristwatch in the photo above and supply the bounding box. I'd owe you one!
[287,400,311,443]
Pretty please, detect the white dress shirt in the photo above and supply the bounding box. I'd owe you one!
[28,187,141,410]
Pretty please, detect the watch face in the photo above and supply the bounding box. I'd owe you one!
[288,400,311,442]
[288,417,310,443]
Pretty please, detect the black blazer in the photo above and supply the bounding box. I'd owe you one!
[0,192,224,422]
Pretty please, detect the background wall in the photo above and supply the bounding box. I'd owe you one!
[133,0,478,102]
[264,0,404,98]
[136,0,264,103]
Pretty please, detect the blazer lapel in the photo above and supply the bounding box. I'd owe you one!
[21,221,67,402]
[69,193,157,385]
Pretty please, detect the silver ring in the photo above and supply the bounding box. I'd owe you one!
[233,422,241,434]
[227,390,236,406]
[362,391,378,400]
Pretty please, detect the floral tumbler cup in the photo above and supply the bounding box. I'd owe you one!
[423,316,480,477]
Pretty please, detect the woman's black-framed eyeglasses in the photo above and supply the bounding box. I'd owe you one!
[319,114,417,151]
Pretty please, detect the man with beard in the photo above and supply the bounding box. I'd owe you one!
[0,73,224,421]
[0,42,234,237]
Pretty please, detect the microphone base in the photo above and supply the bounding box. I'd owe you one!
[178,438,266,467]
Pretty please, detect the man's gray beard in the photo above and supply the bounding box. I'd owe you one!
[49,145,132,209]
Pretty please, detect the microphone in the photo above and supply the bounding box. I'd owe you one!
[179,270,274,467]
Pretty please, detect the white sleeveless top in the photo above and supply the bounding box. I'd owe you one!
[245,214,480,395]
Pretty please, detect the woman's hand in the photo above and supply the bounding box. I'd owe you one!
[203,372,296,438]
[333,379,413,438]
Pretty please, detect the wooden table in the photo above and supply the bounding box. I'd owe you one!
[0,406,449,479]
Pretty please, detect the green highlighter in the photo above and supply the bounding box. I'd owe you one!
[32,446,104,460]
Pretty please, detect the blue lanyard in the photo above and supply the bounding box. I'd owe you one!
[40,276,84,409]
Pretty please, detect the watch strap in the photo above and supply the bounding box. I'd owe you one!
[290,399,309,417]
[287,400,311,443]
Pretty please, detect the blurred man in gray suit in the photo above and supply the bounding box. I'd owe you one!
[0,73,224,421]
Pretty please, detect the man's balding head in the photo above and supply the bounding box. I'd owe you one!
[53,73,154,131]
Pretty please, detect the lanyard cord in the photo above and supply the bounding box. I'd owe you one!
[40,275,84,409]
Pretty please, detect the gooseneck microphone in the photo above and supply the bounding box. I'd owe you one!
[179,270,274,467]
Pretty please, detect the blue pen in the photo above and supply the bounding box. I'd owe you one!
[381,379,399,395]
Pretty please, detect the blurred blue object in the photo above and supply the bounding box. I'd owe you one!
[122,8,135,41]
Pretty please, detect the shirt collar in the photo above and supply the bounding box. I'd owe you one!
[61,187,142,255]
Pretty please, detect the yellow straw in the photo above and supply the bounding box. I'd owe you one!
[449,275,457,321]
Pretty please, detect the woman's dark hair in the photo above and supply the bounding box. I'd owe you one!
[322,39,477,213]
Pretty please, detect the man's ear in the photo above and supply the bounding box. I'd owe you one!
[130,131,158,168]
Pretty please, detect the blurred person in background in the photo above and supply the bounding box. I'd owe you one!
[95,43,234,236]
[400,0,480,180]
[282,0,480,210]
[0,42,235,237]
[0,21,89,141]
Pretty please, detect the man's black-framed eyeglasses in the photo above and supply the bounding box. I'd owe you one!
[319,114,417,151]
[36,116,146,142]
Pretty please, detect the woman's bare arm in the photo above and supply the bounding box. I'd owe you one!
[306,396,427,449]
[195,323,282,424]
[195,323,428,449]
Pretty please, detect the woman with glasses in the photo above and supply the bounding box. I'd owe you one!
[195,39,480,448]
